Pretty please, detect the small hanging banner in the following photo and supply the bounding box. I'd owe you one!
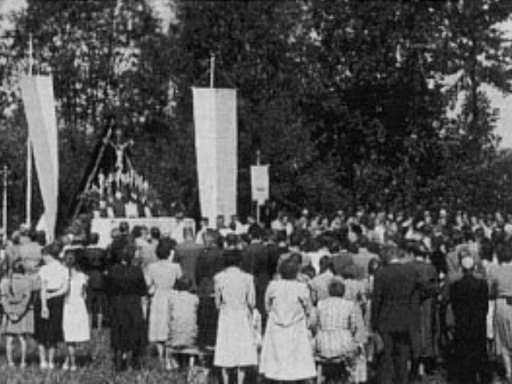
[251,165,269,205]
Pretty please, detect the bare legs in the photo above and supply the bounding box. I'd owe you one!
[63,343,77,370]
[156,342,165,365]
[221,367,247,384]
[38,344,47,369]
[6,336,14,366]
[6,335,27,368]
[502,347,512,380]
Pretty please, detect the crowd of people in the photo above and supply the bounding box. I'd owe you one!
[0,207,512,383]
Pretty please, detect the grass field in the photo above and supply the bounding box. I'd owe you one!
[0,328,464,384]
[0,330,191,384]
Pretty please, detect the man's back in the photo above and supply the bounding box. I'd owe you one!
[351,247,378,279]
[372,262,420,332]
[241,242,268,276]
[450,274,488,341]
[195,246,223,297]
[176,242,204,291]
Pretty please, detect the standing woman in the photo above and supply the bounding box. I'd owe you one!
[0,259,34,368]
[260,257,316,383]
[214,248,258,384]
[145,238,182,367]
[62,249,90,371]
[489,244,512,380]
[34,243,69,369]
[106,241,148,371]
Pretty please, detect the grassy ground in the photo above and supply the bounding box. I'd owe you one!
[0,328,485,384]
[0,330,190,384]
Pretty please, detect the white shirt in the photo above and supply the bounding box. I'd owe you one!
[39,259,68,291]
[125,201,139,218]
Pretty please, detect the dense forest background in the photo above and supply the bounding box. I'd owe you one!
[0,0,512,232]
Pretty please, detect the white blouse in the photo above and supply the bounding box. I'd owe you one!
[39,259,69,291]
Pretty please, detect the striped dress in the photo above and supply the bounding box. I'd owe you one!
[315,297,359,358]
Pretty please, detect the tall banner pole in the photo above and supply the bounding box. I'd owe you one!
[210,53,215,88]
[251,152,269,226]
[26,34,33,226]
[1,165,9,237]
[255,150,261,224]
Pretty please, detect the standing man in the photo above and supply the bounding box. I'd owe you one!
[449,255,490,384]
[371,243,421,384]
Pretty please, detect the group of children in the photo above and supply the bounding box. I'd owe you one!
[0,247,90,370]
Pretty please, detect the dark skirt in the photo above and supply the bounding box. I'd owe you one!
[197,296,218,348]
[109,295,147,352]
[34,293,64,347]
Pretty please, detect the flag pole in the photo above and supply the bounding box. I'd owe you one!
[256,150,261,224]
[1,165,10,238]
[26,34,33,227]
[210,53,215,88]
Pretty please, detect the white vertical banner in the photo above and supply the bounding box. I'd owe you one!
[251,165,269,205]
[20,75,59,239]
[192,87,237,226]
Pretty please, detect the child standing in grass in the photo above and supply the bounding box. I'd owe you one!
[62,250,90,371]
[0,259,34,368]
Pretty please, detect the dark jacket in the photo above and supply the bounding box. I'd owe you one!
[195,246,224,297]
[371,261,422,333]
[449,273,488,344]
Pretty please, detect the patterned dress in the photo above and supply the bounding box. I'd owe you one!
[315,297,358,358]
[0,274,34,335]
[146,259,182,343]
[488,263,512,352]
[168,291,199,347]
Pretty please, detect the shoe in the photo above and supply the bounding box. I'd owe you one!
[62,362,69,371]
[40,361,48,370]
[19,363,26,369]
[48,362,55,370]
[7,362,15,368]
[70,365,77,372]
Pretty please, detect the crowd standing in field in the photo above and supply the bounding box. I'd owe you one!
[1,207,512,383]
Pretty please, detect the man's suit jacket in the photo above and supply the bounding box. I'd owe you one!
[449,273,488,344]
[371,261,421,333]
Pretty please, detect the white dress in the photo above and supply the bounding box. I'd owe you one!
[260,280,316,381]
[63,271,90,343]
[213,266,258,368]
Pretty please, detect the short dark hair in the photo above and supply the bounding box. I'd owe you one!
[225,234,239,248]
[156,238,177,260]
[288,252,302,266]
[289,233,302,248]
[280,259,299,280]
[42,242,62,259]
[329,280,346,298]
[11,259,25,275]
[150,227,161,240]
[119,221,130,234]
[497,243,512,264]
[368,258,381,276]
[301,265,316,279]
[224,249,242,268]
[248,225,263,240]
[175,276,193,292]
[131,226,143,239]
[319,256,333,272]
[380,243,400,263]
[28,228,38,242]
[118,243,137,264]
